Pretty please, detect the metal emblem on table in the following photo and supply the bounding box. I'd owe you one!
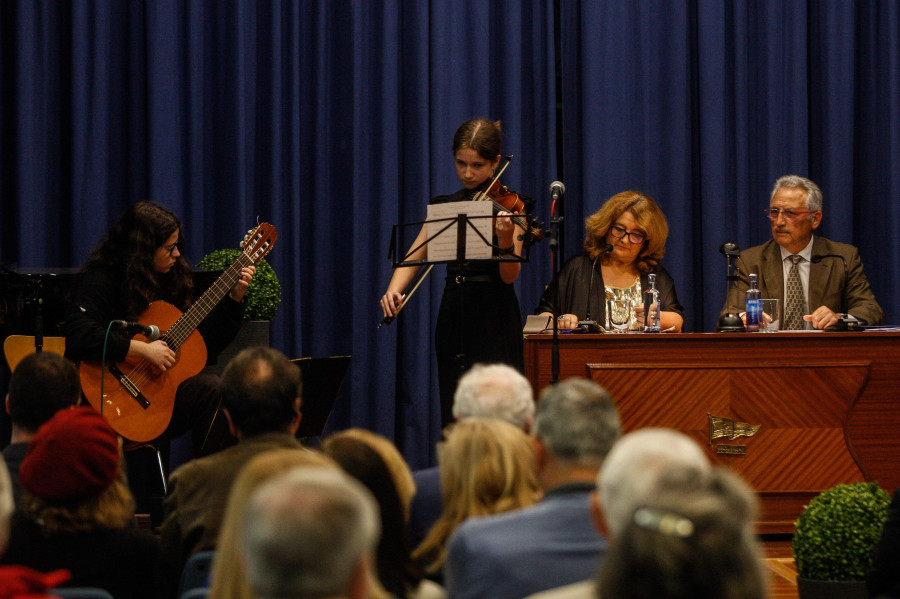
[707,413,761,455]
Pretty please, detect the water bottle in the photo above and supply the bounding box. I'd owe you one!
[643,273,660,333]
[745,273,761,332]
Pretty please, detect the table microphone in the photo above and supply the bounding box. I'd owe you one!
[716,242,746,332]
[578,244,613,332]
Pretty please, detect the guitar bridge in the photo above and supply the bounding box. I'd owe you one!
[108,364,151,409]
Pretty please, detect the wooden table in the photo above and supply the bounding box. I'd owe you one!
[523,331,900,533]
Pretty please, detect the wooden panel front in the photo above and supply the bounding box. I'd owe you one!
[523,332,900,533]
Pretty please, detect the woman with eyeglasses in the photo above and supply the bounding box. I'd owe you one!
[535,191,684,332]
[64,201,255,456]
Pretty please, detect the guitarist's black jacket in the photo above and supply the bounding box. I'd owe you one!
[64,265,245,367]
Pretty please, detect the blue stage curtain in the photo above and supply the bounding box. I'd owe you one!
[0,0,556,468]
[559,0,900,332]
[1,1,898,467]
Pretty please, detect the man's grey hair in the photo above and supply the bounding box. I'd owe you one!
[598,428,711,538]
[532,378,621,468]
[241,466,380,599]
[452,363,535,429]
[771,174,823,213]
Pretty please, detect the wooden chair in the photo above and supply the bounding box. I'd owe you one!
[3,334,66,371]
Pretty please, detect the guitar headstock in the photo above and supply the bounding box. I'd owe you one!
[242,223,278,263]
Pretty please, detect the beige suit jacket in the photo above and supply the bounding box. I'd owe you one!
[720,236,883,326]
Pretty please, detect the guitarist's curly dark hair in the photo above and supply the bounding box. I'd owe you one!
[85,202,194,318]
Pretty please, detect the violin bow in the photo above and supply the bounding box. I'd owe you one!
[377,264,433,328]
[473,155,514,203]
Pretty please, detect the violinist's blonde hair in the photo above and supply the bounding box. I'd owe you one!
[412,417,540,574]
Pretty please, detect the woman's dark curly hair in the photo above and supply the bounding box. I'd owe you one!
[84,202,193,318]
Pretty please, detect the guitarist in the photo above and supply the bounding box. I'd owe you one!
[64,202,256,457]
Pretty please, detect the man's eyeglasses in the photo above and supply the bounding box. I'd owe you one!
[609,224,646,244]
[765,208,817,222]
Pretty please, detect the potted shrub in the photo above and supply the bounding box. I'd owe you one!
[792,482,891,599]
[196,248,281,374]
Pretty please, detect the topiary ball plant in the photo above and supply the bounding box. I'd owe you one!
[197,248,281,321]
[792,482,890,581]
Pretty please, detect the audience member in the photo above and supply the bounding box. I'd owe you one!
[0,406,162,599]
[159,346,305,593]
[413,418,540,583]
[323,431,444,599]
[240,466,379,599]
[208,448,338,599]
[0,458,70,598]
[526,428,712,599]
[410,362,535,544]
[3,352,80,508]
[597,466,767,599]
[444,378,621,599]
[337,428,417,519]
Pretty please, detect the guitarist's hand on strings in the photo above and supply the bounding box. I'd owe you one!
[131,339,177,371]
[229,266,257,303]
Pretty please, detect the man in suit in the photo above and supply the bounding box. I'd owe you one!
[159,346,304,597]
[241,467,379,599]
[721,175,882,329]
[409,362,535,545]
[525,428,712,599]
[3,352,80,508]
[444,377,621,599]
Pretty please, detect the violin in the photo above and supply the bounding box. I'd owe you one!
[474,159,544,243]
[377,155,542,330]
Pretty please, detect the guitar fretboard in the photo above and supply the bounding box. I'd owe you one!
[163,252,255,350]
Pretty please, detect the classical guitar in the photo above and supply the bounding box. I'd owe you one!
[80,223,278,443]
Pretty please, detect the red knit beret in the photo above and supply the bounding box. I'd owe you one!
[20,406,121,502]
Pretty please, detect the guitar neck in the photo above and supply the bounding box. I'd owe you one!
[164,253,254,350]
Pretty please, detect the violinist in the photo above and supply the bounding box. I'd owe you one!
[380,118,533,427]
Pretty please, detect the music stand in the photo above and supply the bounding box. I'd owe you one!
[379,205,535,330]
[291,355,350,438]
[388,205,532,270]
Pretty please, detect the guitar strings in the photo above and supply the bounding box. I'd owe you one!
[118,251,257,402]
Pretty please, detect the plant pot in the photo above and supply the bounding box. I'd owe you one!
[203,320,271,376]
[796,577,869,599]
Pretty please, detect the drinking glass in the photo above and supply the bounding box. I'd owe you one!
[759,298,781,332]
[607,299,631,333]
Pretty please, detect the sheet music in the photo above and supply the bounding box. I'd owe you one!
[426,201,493,261]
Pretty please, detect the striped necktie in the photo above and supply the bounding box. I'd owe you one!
[784,255,805,330]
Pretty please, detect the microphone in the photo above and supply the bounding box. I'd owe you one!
[716,242,746,332]
[579,244,614,332]
[719,242,740,257]
[811,254,850,316]
[550,181,565,202]
[112,320,161,342]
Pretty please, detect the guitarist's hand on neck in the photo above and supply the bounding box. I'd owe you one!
[129,339,177,371]
[229,266,257,303]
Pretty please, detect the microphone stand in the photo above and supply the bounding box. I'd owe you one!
[548,189,564,385]
[716,242,746,332]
